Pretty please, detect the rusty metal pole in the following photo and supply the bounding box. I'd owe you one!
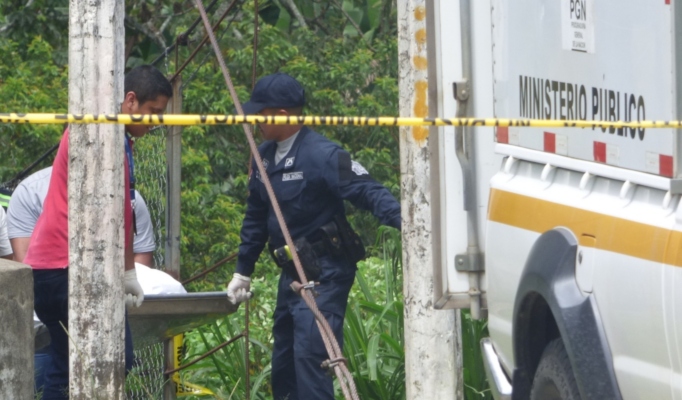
[163,77,183,400]
[68,0,126,397]
[163,339,178,400]
[165,77,183,282]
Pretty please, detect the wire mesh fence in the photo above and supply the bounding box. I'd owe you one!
[126,342,167,400]
[134,127,169,270]
[126,126,171,399]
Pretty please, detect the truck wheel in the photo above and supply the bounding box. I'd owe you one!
[530,338,581,400]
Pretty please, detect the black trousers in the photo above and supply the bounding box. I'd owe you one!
[33,268,134,400]
[271,255,356,400]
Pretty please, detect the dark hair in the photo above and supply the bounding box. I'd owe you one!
[124,65,173,104]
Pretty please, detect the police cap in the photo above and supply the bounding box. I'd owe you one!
[241,72,306,115]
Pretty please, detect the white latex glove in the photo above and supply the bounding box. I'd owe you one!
[124,269,145,308]
[227,273,252,305]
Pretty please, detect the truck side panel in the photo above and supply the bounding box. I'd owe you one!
[492,0,675,176]
[486,153,677,399]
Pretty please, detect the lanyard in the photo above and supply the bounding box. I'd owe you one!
[124,134,137,235]
[124,134,136,203]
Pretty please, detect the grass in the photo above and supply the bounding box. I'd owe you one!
[462,310,492,400]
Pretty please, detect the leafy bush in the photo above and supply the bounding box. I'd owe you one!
[0,37,66,185]
[177,226,404,399]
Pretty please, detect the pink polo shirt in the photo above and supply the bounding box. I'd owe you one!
[24,129,133,269]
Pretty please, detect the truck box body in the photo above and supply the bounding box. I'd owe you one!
[493,0,676,177]
[426,0,682,398]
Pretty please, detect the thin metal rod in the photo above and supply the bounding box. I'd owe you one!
[169,0,241,83]
[1,141,59,188]
[192,0,360,397]
[151,0,221,66]
[164,332,245,375]
[245,300,251,399]
[181,252,238,285]
[245,2,259,396]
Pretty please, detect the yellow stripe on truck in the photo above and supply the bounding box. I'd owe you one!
[488,189,682,267]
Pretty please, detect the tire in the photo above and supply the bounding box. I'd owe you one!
[530,338,581,400]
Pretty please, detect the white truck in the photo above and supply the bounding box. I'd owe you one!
[425,0,682,399]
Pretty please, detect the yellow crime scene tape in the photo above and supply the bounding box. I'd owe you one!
[172,334,214,397]
[2,112,682,129]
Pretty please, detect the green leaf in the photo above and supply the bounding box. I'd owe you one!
[367,334,380,381]
[259,3,281,26]
[366,0,383,29]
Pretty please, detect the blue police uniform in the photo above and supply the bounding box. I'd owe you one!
[236,126,401,400]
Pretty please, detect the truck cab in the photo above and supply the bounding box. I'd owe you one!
[425,1,682,399]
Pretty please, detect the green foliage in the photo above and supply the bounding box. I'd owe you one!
[0,37,66,185]
[178,228,405,399]
[0,0,69,65]
[166,1,400,258]
[177,125,245,287]
[1,2,492,399]
[343,227,404,400]
[180,314,273,399]
[462,310,493,400]
[174,247,282,398]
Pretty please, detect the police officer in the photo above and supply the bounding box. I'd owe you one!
[226,72,401,400]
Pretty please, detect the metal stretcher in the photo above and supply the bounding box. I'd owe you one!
[35,292,237,349]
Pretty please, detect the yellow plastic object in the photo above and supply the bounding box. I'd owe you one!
[172,334,214,396]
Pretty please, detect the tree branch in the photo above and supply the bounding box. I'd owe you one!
[0,0,36,34]
[330,0,376,52]
[332,0,361,35]
[279,0,308,29]
[377,0,394,37]
[309,18,330,35]
[124,15,166,51]
[159,14,174,35]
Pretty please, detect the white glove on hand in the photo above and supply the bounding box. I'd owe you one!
[124,269,145,308]
[227,273,252,305]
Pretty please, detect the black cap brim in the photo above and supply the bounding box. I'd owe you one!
[240,101,268,115]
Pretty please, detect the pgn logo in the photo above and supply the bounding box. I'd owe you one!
[570,0,587,21]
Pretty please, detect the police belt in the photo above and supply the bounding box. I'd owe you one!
[271,216,344,264]
[269,235,334,269]
[268,216,365,282]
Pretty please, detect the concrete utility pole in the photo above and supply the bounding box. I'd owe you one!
[398,0,462,398]
[0,260,33,399]
[68,0,126,398]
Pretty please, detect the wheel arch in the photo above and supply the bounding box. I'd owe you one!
[510,228,622,400]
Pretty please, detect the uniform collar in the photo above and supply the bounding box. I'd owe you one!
[268,126,309,174]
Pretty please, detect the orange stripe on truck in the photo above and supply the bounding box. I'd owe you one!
[488,189,682,266]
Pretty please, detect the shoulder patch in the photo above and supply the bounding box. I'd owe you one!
[338,152,372,182]
[351,160,369,176]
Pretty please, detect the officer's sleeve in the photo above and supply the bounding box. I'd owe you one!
[235,164,269,276]
[328,148,401,230]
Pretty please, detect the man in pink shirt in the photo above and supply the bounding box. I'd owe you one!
[26,65,172,400]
